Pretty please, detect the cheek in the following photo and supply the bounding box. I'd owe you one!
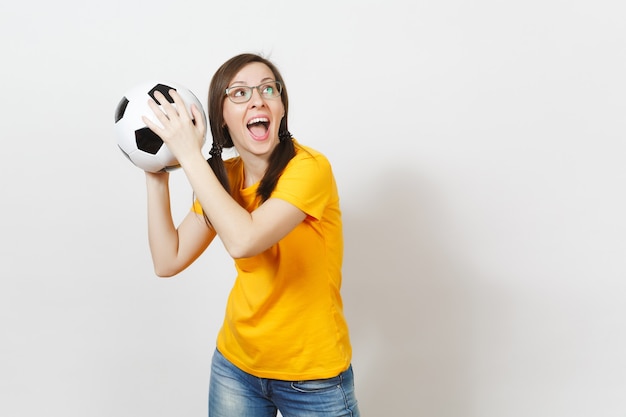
[222,107,242,129]
[274,103,286,123]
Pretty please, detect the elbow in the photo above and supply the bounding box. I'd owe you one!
[223,228,274,259]
[225,240,261,260]
[225,246,250,260]
[153,264,179,278]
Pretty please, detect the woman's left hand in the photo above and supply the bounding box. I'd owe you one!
[142,89,207,166]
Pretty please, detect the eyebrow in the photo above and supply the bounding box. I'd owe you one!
[228,77,276,86]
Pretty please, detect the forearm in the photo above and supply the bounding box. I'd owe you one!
[145,174,180,276]
[181,154,257,258]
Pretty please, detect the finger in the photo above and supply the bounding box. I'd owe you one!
[146,97,172,127]
[190,103,206,134]
[168,89,192,121]
[142,113,166,138]
[143,97,171,135]
[152,91,179,120]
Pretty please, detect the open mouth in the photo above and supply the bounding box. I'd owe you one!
[247,117,269,139]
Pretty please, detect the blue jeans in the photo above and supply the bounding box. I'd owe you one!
[209,349,360,417]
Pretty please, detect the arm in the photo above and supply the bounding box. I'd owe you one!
[145,171,215,277]
[143,90,306,259]
[180,155,306,259]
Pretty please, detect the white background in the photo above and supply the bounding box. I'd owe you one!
[1,0,625,416]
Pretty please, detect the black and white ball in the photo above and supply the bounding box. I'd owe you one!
[114,81,207,173]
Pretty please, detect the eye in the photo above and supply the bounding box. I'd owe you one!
[261,83,277,96]
[230,87,249,98]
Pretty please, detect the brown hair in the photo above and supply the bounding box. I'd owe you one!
[206,53,295,203]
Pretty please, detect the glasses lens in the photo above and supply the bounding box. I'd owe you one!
[227,86,251,103]
[226,81,282,103]
[260,81,282,98]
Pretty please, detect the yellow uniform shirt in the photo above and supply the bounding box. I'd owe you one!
[194,141,352,380]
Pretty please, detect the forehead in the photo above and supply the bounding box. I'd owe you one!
[229,62,275,85]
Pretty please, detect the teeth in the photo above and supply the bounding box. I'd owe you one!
[248,117,269,125]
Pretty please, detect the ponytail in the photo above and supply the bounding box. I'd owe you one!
[257,129,295,202]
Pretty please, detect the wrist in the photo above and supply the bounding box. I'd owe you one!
[179,151,208,171]
[145,170,170,186]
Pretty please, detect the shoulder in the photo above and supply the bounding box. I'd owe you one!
[289,140,332,171]
[273,141,337,217]
[277,139,336,194]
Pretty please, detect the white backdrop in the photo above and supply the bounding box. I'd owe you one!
[1,0,625,416]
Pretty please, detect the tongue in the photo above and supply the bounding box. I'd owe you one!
[248,123,267,138]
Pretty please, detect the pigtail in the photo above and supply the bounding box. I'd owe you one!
[257,128,295,202]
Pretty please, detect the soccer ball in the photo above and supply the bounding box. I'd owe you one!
[114,81,207,173]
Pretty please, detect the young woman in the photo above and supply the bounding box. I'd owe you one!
[142,53,360,416]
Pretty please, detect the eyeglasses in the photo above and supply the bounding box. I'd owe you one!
[225,80,283,104]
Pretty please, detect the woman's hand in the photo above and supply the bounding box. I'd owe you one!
[142,89,207,167]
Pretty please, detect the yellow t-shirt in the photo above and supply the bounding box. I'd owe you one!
[193,141,352,380]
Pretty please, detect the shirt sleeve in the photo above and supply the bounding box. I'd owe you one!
[271,149,333,220]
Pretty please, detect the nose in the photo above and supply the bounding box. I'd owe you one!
[248,87,265,106]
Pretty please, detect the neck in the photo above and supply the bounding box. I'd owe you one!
[241,154,268,188]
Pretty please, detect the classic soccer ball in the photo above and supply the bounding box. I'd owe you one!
[114,81,207,173]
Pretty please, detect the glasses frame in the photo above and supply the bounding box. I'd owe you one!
[224,80,283,104]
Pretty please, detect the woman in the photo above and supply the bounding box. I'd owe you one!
[143,53,360,416]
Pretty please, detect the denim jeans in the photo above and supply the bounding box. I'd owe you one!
[209,349,360,417]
